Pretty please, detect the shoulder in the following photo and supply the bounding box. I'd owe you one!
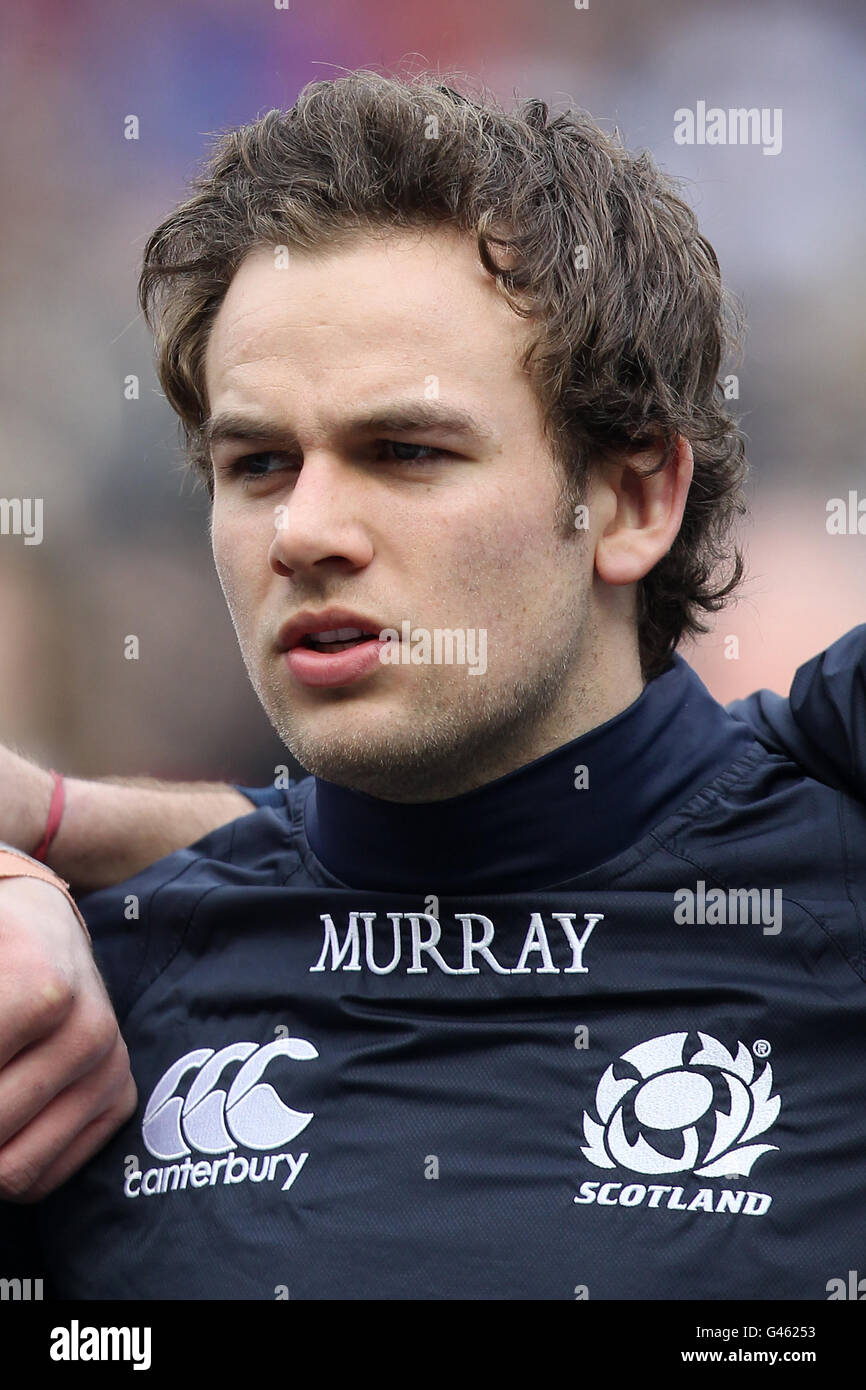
[648,740,866,981]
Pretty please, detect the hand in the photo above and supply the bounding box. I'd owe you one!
[0,876,137,1202]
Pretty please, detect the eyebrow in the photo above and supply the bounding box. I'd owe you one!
[202,401,498,457]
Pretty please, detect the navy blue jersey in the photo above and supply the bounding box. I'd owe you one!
[3,636,866,1300]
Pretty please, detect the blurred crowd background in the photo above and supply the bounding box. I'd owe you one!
[1,0,865,788]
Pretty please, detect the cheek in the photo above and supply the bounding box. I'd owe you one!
[432,494,582,644]
[210,514,235,600]
[210,511,261,628]
[430,513,530,637]
[441,500,537,591]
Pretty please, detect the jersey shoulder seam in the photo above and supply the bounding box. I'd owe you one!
[647,828,866,987]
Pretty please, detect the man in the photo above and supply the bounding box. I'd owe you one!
[1,69,864,1299]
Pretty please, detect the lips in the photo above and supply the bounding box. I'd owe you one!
[278,609,385,653]
[282,615,389,689]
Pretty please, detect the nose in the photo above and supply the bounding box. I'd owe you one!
[267,452,375,577]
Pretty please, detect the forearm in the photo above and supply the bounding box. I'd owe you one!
[51,777,255,893]
[1,747,254,893]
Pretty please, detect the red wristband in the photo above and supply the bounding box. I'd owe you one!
[32,768,65,862]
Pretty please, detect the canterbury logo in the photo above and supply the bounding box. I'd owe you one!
[142,1039,318,1161]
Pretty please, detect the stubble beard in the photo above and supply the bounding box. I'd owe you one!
[247,614,588,804]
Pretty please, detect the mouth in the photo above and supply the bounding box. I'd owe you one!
[297,626,380,654]
[279,612,391,689]
[279,609,387,653]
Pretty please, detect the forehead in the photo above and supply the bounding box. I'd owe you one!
[203,226,535,417]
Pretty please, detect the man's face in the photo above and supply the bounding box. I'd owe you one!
[205,226,610,801]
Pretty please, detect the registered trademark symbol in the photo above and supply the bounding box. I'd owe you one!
[752,1039,771,1058]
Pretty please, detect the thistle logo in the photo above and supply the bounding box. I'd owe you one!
[124,1039,318,1200]
[574,1032,781,1217]
[581,1031,780,1180]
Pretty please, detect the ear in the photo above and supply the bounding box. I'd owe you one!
[594,435,694,586]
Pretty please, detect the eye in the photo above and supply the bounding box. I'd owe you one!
[379,441,445,464]
[223,451,296,480]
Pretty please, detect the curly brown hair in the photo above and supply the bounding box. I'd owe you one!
[138,67,747,679]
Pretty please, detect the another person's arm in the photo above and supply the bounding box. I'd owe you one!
[0,864,136,1202]
[0,750,271,1203]
[727,623,866,796]
[1,745,265,894]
